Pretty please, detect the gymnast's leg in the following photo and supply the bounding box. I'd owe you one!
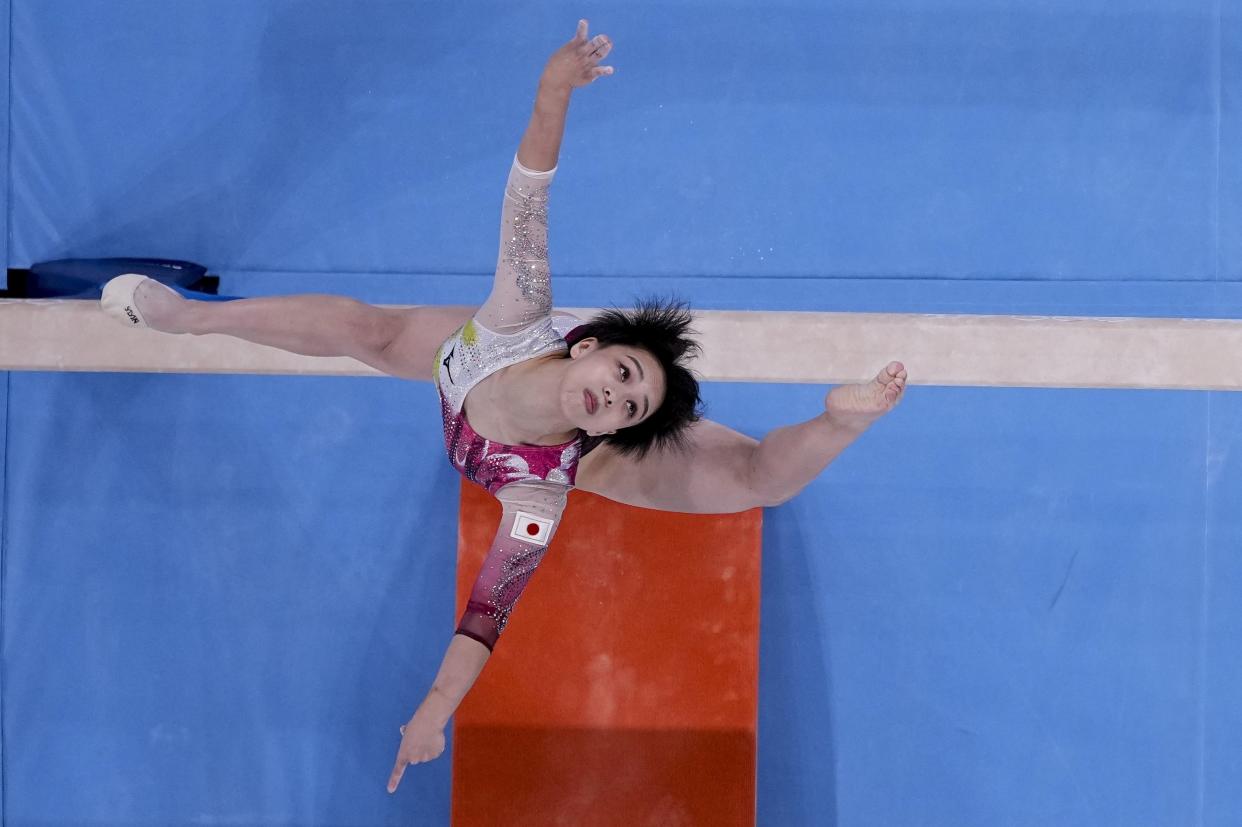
[117,278,473,381]
[575,362,907,513]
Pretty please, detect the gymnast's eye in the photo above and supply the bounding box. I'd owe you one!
[626,401,637,417]
[619,363,630,381]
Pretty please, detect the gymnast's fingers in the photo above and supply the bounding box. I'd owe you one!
[387,758,406,794]
[574,19,588,44]
[585,34,612,62]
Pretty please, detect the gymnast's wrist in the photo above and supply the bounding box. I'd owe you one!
[416,686,456,730]
[536,76,573,102]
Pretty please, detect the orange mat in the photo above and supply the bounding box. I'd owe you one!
[451,480,763,826]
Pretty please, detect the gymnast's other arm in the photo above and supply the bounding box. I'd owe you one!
[386,484,565,793]
[384,635,487,787]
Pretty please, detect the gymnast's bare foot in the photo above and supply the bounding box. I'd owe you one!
[824,361,908,430]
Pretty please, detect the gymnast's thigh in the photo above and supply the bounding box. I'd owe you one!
[574,419,763,515]
[373,304,476,381]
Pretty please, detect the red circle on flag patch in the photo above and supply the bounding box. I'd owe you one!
[526,522,540,536]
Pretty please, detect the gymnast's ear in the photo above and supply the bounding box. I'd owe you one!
[570,337,598,358]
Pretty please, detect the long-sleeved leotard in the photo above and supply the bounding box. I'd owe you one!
[433,156,602,652]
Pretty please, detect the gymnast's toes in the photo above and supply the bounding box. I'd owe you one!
[823,362,908,421]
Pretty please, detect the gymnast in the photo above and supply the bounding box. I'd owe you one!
[98,20,906,793]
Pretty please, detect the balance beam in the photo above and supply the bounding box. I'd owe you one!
[2,298,1240,390]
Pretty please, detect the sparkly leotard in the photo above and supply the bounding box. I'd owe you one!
[435,156,603,652]
[435,314,588,496]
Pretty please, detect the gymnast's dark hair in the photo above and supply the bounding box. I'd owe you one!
[566,296,704,461]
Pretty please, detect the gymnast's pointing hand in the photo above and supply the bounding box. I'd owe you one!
[387,716,445,794]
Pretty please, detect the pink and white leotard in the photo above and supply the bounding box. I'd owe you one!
[435,313,589,496]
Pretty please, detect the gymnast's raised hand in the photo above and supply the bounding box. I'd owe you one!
[542,19,614,89]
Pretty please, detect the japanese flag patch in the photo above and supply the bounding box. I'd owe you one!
[509,511,554,545]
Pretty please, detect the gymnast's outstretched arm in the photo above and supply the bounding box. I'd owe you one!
[386,20,614,793]
[473,19,614,336]
[386,482,569,791]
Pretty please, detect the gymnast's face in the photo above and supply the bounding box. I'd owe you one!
[563,338,666,437]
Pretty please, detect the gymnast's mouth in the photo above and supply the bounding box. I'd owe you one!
[584,389,598,414]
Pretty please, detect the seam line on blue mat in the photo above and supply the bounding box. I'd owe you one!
[213,267,1236,285]
[1211,0,1221,285]
[1196,392,1214,827]
[4,0,10,280]
[2,5,11,817]
[0,371,10,822]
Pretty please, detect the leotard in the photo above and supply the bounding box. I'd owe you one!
[433,156,603,652]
